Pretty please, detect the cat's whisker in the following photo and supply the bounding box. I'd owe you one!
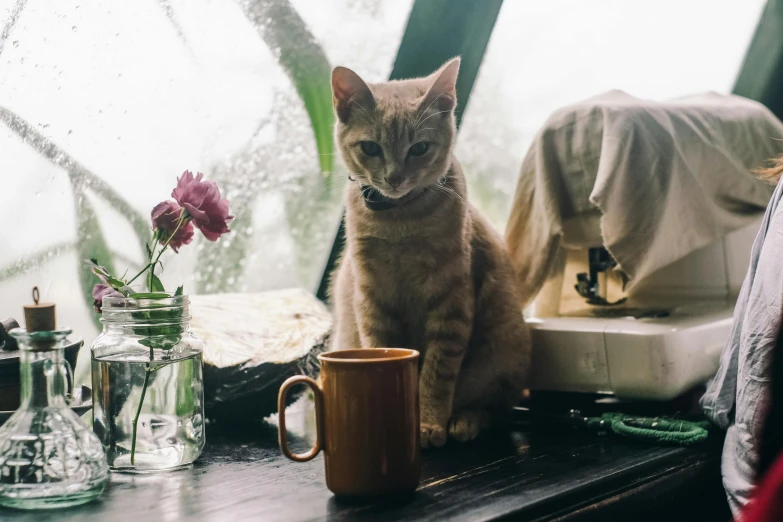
[344,113,373,128]
[415,110,450,132]
[435,185,458,203]
[432,183,466,206]
[312,177,351,200]
[349,99,377,126]
[314,177,350,193]
[313,170,352,186]
[320,164,352,174]
[429,184,454,203]
[450,192,467,206]
[343,97,375,127]
[443,184,466,204]
[433,187,460,207]
[413,93,447,128]
[439,171,458,186]
[315,171,349,183]
[413,128,436,141]
[352,99,375,119]
[326,172,355,184]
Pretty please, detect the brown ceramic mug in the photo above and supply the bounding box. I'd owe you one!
[277,348,420,497]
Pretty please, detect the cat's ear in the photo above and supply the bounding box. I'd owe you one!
[421,57,460,113]
[332,66,375,124]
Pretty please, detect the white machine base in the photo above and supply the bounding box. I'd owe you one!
[527,300,732,401]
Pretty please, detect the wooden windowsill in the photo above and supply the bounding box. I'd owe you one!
[0,411,729,522]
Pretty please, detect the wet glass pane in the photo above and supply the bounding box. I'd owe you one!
[0,0,413,380]
[457,0,767,231]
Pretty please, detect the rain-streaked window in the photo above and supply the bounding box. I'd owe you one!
[456,0,767,231]
[0,0,413,381]
[0,0,770,382]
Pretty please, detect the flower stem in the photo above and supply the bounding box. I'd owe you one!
[126,261,155,287]
[126,212,186,287]
[127,209,188,465]
[130,361,152,466]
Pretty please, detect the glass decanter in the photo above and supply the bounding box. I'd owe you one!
[91,295,205,472]
[0,328,109,509]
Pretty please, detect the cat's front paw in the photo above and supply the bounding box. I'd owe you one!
[448,411,489,443]
[420,422,447,449]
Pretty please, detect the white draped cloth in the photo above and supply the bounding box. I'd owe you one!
[505,90,783,304]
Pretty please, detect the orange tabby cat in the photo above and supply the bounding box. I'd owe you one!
[329,58,530,448]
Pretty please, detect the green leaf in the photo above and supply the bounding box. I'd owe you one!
[0,242,73,282]
[147,271,165,293]
[241,1,346,289]
[85,258,108,274]
[241,0,334,178]
[176,355,195,417]
[145,243,153,260]
[174,285,184,296]
[84,258,128,290]
[0,106,151,256]
[132,301,184,351]
[72,188,116,330]
[194,1,339,296]
[138,336,180,350]
[0,245,145,284]
[109,277,128,289]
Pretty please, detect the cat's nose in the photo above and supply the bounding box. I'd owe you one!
[385,174,404,189]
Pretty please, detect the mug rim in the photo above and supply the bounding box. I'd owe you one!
[319,348,419,364]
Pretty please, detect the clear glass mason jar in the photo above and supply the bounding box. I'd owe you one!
[91,295,205,472]
[0,328,109,509]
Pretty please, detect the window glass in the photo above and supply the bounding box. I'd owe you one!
[457,0,768,231]
[0,0,413,380]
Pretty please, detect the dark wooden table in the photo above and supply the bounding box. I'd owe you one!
[1,401,729,522]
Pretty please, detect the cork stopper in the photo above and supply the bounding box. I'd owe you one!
[24,287,56,333]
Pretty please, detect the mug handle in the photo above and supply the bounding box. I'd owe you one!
[278,376,324,462]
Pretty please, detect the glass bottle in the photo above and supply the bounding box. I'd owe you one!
[0,328,109,509]
[91,295,205,472]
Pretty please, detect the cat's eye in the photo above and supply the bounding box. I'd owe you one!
[359,141,382,157]
[408,142,429,157]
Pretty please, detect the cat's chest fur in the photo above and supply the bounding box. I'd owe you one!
[353,228,470,350]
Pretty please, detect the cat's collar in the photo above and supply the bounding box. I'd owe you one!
[360,185,425,211]
[360,185,398,211]
[358,176,446,211]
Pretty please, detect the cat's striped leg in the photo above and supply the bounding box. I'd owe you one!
[419,291,473,449]
[330,260,361,351]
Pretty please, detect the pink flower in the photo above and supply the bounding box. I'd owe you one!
[151,201,194,252]
[171,171,233,241]
[92,283,122,313]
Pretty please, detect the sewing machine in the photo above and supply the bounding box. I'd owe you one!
[527,214,760,401]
